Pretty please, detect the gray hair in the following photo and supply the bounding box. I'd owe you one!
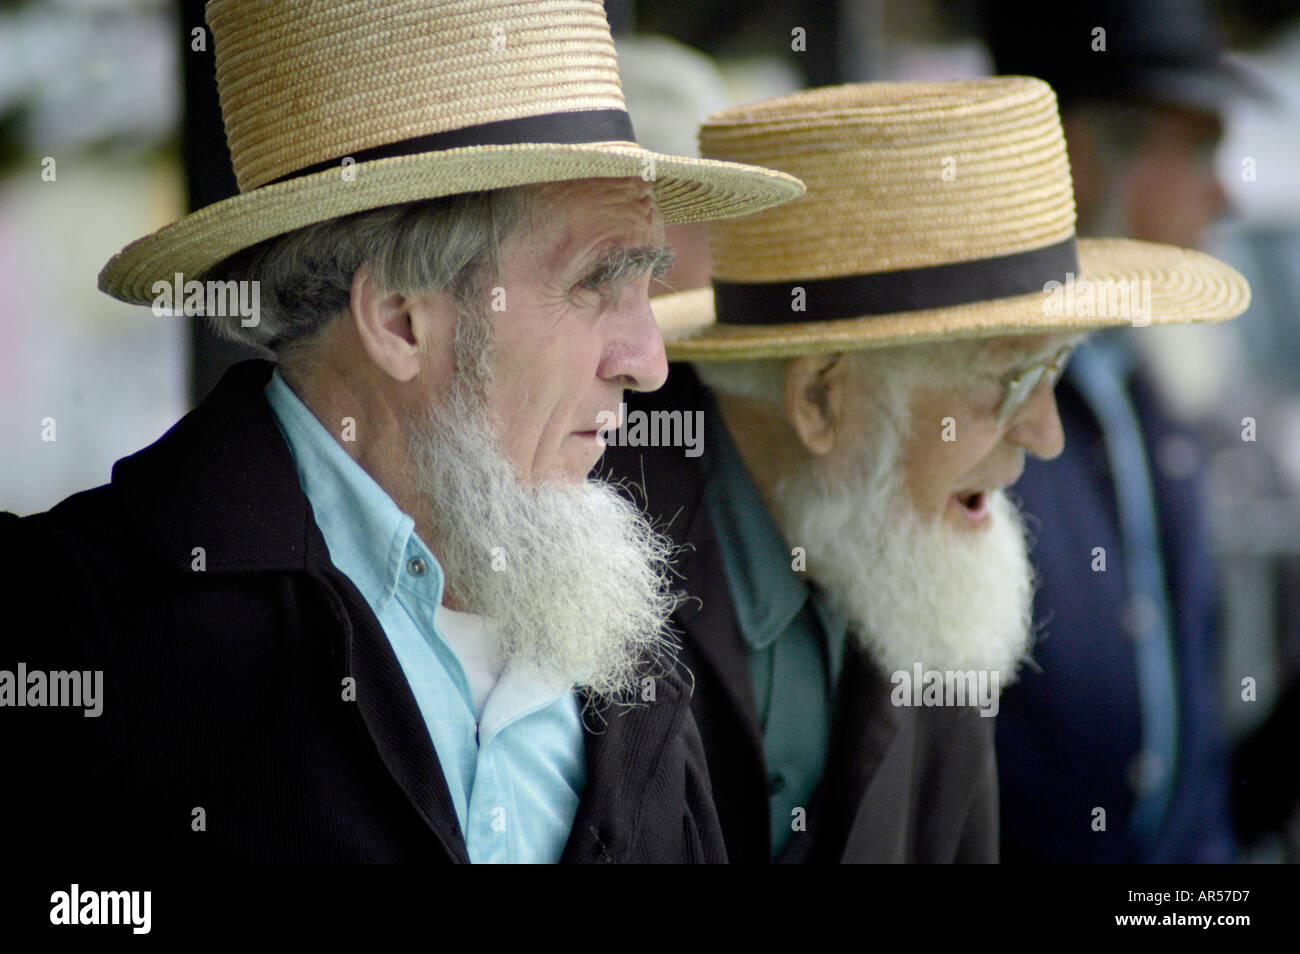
[202,186,536,359]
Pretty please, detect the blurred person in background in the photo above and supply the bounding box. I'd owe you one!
[980,0,1258,862]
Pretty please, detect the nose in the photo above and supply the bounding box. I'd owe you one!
[1004,378,1066,461]
[600,284,669,393]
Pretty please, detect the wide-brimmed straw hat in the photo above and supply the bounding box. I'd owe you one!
[98,0,804,306]
[656,77,1250,360]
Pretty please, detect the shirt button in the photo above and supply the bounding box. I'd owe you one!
[407,557,427,577]
[768,773,786,795]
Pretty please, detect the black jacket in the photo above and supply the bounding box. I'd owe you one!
[0,360,724,863]
[600,365,998,863]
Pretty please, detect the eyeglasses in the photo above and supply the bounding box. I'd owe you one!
[989,345,1075,429]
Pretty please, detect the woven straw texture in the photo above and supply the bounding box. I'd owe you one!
[661,78,1250,359]
[211,0,631,192]
[99,0,803,305]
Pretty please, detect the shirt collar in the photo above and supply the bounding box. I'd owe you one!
[263,367,438,613]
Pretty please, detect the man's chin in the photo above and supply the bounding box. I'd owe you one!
[407,384,682,703]
[866,489,1034,677]
[793,485,1036,679]
[527,450,606,486]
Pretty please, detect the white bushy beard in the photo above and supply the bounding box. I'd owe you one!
[401,327,680,703]
[774,394,1036,683]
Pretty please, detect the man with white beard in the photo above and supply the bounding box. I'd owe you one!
[0,0,802,864]
[602,78,1248,863]
[399,288,684,701]
[767,338,1056,686]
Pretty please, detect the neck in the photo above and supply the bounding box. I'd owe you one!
[713,392,807,531]
[280,348,469,611]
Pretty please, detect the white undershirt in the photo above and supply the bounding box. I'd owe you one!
[434,604,503,719]
[433,605,574,741]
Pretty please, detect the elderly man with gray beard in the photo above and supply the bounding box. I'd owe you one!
[602,78,1249,863]
[0,0,802,864]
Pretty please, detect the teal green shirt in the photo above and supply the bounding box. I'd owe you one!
[701,405,848,858]
[263,368,585,863]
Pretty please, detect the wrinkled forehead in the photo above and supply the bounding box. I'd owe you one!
[524,176,664,253]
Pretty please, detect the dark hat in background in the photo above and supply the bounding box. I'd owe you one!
[979,0,1273,112]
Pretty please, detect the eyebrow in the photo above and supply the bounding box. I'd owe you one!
[576,244,676,289]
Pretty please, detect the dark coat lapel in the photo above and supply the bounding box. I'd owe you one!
[603,365,914,862]
[799,643,903,862]
[602,395,771,860]
[560,671,693,862]
[673,499,765,741]
[111,359,472,860]
[669,478,774,862]
[315,564,472,862]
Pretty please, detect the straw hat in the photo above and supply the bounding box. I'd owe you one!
[98,0,804,306]
[656,77,1250,360]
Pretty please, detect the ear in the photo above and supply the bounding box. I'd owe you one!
[350,264,451,383]
[783,353,850,457]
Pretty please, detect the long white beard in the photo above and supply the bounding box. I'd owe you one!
[775,422,1036,682]
[403,374,681,702]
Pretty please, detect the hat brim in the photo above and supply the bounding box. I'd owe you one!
[98,142,804,306]
[655,238,1250,361]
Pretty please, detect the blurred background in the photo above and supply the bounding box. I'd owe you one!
[2,0,1297,862]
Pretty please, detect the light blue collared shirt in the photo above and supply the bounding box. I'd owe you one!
[264,368,585,864]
